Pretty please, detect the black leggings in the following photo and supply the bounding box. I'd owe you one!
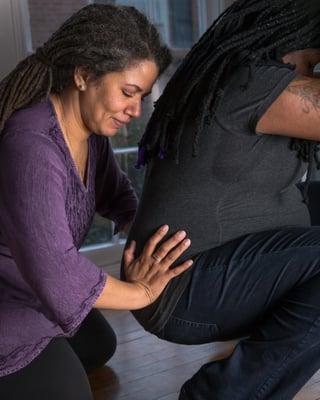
[0,309,116,400]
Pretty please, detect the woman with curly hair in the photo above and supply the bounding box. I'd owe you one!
[0,4,193,399]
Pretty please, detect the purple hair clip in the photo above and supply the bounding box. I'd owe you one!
[135,145,146,170]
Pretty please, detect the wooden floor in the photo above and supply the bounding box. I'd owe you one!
[88,264,320,400]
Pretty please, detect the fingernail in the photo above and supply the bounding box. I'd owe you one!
[161,225,169,232]
[177,230,186,238]
[187,260,193,266]
[184,239,191,246]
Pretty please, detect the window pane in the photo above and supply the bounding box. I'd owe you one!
[83,215,113,247]
[112,0,204,48]
[110,119,147,149]
[114,0,148,14]
[114,0,168,42]
[169,0,194,48]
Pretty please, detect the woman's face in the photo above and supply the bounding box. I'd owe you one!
[78,60,159,136]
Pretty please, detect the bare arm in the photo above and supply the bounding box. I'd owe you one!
[93,275,150,310]
[93,225,193,310]
[256,76,320,140]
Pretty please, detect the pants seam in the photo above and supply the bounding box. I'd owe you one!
[232,244,320,265]
[169,315,218,328]
[201,244,320,272]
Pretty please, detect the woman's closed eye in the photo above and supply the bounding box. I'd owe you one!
[123,90,149,103]
[122,90,135,98]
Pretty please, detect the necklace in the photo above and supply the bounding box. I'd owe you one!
[55,95,88,183]
[64,134,88,183]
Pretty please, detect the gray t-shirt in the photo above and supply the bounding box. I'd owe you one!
[124,63,311,333]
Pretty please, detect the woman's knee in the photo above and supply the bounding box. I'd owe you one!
[95,320,117,363]
[68,309,117,371]
[87,309,117,362]
[0,338,93,400]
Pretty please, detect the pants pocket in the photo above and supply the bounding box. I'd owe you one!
[159,315,220,345]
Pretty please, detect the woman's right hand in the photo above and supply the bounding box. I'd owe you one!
[123,225,193,307]
[93,225,193,311]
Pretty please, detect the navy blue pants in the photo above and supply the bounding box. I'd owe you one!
[159,227,320,399]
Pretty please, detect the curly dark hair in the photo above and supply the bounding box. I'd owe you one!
[137,0,320,169]
[0,3,172,132]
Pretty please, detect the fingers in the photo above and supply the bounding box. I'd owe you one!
[143,225,169,257]
[161,237,191,266]
[152,230,188,261]
[167,259,194,279]
[156,235,190,267]
[123,240,136,267]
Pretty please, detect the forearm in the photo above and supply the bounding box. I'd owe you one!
[93,274,148,310]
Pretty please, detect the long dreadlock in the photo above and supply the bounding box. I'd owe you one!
[0,4,171,133]
[137,0,320,169]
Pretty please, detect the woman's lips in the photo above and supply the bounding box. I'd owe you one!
[112,118,129,129]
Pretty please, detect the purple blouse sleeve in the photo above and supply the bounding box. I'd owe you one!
[0,132,107,335]
[95,137,138,232]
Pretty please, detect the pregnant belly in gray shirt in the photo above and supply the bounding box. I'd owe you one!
[123,63,311,333]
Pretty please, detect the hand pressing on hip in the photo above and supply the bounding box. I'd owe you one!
[124,225,193,306]
[94,225,192,311]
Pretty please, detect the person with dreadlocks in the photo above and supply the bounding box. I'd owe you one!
[0,4,194,400]
[121,0,320,398]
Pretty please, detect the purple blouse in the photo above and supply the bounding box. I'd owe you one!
[0,99,138,377]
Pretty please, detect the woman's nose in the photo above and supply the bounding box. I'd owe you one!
[126,99,141,119]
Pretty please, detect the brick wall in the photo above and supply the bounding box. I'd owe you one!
[28,0,89,49]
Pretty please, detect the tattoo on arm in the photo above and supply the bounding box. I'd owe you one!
[286,78,320,114]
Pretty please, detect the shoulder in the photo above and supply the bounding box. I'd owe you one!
[3,99,53,137]
[0,129,68,197]
[1,99,66,167]
[229,61,296,85]
[0,126,65,176]
[216,62,297,134]
[222,62,297,102]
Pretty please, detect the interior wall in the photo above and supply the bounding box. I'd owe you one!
[0,0,31,80]
[0,0,89,81]
[28,0,88,50]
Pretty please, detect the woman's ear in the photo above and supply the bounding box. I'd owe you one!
[74,67,90,91]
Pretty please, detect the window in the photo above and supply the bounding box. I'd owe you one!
[111,0,207,50]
